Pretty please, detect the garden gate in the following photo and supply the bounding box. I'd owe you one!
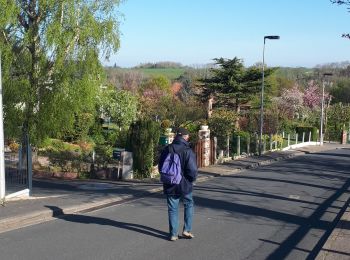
[4,134,32,199]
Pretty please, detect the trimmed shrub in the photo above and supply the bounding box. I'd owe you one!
[208,109,237,150]
[127,119,160,178]
[181,121,200,143]
[232,131,250,154]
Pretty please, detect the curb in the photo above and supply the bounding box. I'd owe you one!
[198,150,306,177]
[0,186,163,234]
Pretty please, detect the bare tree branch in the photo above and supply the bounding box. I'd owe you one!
[331,0,350,38]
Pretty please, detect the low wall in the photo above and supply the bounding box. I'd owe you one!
[281,141,319,151]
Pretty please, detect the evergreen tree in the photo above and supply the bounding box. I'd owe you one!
[127,119,160,178]
[200,57,276,114]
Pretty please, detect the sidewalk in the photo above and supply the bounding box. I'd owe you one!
[0,143,349,258]
[316,206,350,260]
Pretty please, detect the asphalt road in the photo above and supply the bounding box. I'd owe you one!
[1,148,350,260]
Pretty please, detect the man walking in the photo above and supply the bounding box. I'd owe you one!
[159,127,198,241]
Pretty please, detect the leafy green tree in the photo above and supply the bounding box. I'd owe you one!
[62,112,95,142]
[139,75,171,117]
[208,109,238,149]
[99,87,139,129]
[140,75,171,99]
[270,75,295,96]
[157,96,206,127]
[326,103,350,140]
[0,0,121,144]
[330,79,350,104]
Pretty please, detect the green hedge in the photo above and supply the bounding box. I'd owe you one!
[295,126,318,141]
[232,131,258,155]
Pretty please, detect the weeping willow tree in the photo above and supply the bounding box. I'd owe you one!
[0,0,122,145]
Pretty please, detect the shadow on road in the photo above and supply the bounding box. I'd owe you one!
[311,152,350,158]
[259,239,350,257]
[195,181,350,259]
[45,205,169,240]
[338,219,350,230]
[193,152,350,259]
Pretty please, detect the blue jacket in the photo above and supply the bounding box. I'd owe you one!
[159,136,198,195]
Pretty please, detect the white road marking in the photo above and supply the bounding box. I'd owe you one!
[289,195,300,200]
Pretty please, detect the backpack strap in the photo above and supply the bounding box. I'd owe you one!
[168,144,175,154]
[168,144,189,176]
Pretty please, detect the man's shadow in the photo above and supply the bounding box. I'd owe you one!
[45,205,168,240]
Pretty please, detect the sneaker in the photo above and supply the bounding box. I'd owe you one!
[182,231,195,239]
[170,236,178,241]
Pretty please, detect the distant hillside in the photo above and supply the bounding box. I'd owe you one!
[274,67,314,80]
[105,67,186,81]
[134,61,185,69]
[136,66,315,81]
[135,68,185,80]
[105,61,350,83]
[105,66,314,82]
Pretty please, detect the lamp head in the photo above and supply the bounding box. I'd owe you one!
[323,73,333,77]
[264,35,280,40]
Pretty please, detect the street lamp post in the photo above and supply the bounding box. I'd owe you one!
[320,73,332,146]
[0,51,5,200]
[259,35,280,156]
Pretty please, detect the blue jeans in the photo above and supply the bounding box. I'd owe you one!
[166,192,194,237]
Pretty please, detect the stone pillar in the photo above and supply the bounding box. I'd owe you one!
[341,130,347,144]
[199,128,210,167]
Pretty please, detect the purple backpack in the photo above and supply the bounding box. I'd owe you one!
[160,145,183,184]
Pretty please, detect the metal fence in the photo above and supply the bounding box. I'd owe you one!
[230,131,314,157]
[4,134,32,197]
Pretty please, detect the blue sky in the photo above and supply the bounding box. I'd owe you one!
[104,0,350,68]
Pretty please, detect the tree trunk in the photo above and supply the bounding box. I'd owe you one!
[235,98,240,130]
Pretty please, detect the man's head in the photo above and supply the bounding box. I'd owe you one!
[176,127,190,141]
